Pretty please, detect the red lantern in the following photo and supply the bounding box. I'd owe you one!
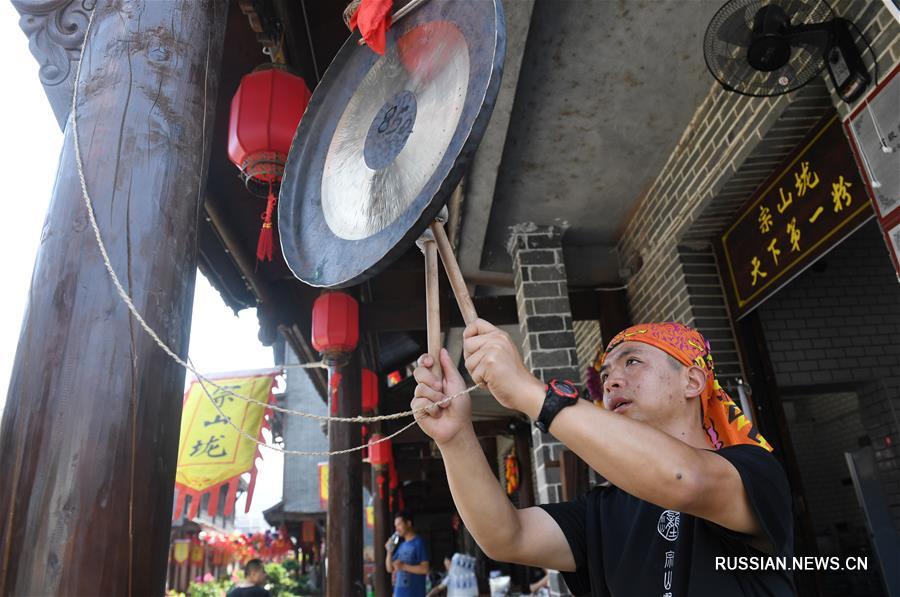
[504,448,519,495]
[227,65,311,261]
[362,368,379,412]
[361,425,368,460]
[368,434,392,467]
[311,292,359,355]
[389,459,398,490]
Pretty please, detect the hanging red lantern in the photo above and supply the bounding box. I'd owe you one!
[389,459,398,490]
[368,434,392,467]
[311,292,359,356]
[504,447,520,495]
[362,368,379,412]
[389,459,399,514]
[227,65,311,262]
[361,425,369,460]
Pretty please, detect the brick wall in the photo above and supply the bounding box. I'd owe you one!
[783,392,884,596]
[508,224,581,384]
[618,1,900,326]
[508,223,580,597]
[758,220,900,531]
[573,319,601,385]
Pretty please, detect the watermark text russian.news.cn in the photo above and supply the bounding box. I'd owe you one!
[715,556,868,572]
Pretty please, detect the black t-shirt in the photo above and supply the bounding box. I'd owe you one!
[538,445,794,597]
[226,586,271,597]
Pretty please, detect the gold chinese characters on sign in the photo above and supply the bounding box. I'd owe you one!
[721,115,872,318]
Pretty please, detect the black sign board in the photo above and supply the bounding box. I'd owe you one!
[721,114,873,318]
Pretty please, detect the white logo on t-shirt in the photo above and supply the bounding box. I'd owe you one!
[657,510,680,541]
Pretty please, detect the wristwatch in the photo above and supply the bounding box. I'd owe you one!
[534,379,579,433]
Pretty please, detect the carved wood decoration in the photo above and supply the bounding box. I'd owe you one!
[12,0,96,128]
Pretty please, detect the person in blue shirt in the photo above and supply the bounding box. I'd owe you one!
[385,510,430,597]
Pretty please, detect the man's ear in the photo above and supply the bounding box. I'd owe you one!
[684,366,707,398]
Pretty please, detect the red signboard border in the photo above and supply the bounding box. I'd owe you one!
[843,61,900,277]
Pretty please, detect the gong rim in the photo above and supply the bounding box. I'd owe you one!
[278,0,506,288]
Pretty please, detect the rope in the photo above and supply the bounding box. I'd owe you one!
[194,369,477,457]
[69,3,476,456]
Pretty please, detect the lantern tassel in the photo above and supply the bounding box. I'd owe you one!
[257,185,277,262]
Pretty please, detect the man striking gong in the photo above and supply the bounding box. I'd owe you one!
[411,322,794,596]
[277,1,792,595]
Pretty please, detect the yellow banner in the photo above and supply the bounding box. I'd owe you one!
[173,540,190,564]
[175,373,275,492]
[318,462,329,510]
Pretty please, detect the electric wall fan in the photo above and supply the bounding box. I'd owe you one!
[703,0,871,102]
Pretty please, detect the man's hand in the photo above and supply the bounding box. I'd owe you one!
[463,319,544,416]
[412,348,473,446]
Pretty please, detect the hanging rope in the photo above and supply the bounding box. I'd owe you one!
[70,4,476,456]
[192,366,474,456]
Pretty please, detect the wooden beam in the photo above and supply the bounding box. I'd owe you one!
[361,295,517,332]
[360,289,630,333]
[384,418,517,445]
[0,3,226,595]
[568,289,631,340]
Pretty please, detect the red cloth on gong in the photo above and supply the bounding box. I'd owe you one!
[349,0,393,55]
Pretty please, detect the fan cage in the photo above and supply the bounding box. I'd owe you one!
[703,0,835,97]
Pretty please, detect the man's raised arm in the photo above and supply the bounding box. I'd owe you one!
[412,350,576,572]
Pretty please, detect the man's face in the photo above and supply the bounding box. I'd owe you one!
[599,342,685,425]
[394,516,410,535]
[249,567,268,585]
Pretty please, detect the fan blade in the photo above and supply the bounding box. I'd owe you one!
[716,4,754,47]
[790,46,820,75]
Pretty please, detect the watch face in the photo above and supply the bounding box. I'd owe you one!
[550,379,578,399]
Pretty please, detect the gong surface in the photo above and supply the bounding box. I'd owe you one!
[279,0,506,288]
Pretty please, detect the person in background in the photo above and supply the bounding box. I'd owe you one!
[528,568,550,596]
[226,558,270,597]
[385,510,430,597]
[426,556,453,597]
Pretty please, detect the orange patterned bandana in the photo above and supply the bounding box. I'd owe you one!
[588,322,772,452]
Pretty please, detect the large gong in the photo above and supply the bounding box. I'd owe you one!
[279,0,506,288]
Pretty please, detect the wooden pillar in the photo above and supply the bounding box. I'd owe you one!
[326,351,364,597]
[514,427,535,508]
[0,2,226,596]
[372,462,392,597]
[559,450,590,502]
